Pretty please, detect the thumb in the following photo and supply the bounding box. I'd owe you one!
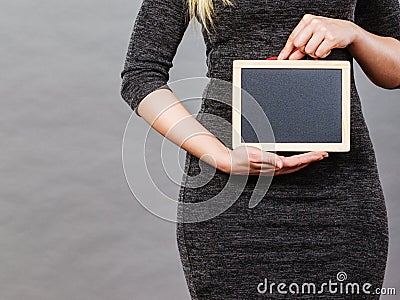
[259,151,284,169]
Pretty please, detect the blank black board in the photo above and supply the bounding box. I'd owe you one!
[241,68,342,143]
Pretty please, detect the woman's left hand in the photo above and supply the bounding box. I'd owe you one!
[278,14,359,60]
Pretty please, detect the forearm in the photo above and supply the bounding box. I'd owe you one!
[136,88,231,171]
[348,22,400,89]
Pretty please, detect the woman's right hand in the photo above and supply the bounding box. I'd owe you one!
[217,145,328,176]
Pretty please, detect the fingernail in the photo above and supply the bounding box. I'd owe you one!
[323,152,329,158]
[277,53,283,60]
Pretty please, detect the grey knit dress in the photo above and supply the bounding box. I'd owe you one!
[120,0,400,299]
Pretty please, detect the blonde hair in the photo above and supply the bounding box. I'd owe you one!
[187,0,235,32]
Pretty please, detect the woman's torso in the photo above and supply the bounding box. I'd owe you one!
[189,0,381,197]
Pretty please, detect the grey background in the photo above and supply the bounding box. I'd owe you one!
[1,1,399,299]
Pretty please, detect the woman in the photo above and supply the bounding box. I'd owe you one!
[121,0,400,298]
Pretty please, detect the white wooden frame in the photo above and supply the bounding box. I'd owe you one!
[232,60,351,152]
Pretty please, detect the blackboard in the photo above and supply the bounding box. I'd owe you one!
[232,60,350,152]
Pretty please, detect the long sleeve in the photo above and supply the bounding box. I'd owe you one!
[120,0,190,114]
[354,0,400,40]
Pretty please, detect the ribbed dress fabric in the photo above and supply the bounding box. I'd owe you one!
[120,0,400,298]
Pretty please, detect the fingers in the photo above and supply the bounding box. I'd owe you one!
[289,20,324,58]
[315,39,333,58]
[292,24,315,50]
[280,151,328,168]
[303,30,325,58]
[249,151,328,177]
[274,163,310,176]
[288,48,306,60]
[278,14,347,60]
[273,151,329,176]
[258,151,284,169]
[246,147,284,168]
[231,147,328,177]
[278,14,314,60]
